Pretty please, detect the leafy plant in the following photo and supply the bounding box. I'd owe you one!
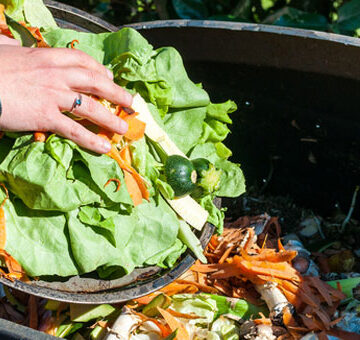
[55,0,360,37]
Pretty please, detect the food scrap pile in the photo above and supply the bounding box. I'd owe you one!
[0,214,359,339]
[0,0,245,281]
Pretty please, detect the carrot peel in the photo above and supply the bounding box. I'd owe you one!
[104,178,121,192]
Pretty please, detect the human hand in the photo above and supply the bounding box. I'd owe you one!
[0,45,132,153]
[0,34,20,46]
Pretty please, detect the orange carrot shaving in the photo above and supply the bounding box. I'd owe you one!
[123,171,143,206]
[166,308,200,319]
[0,5,13,38]
[243,228,256,252]
[28,295,38,329]
[104,178,121,192]
[124,117,146,141]
[218,244,234,264]
[19,23,48,47]
[70,39,79,49]
[209,255,300,281]
[134,293,160,305]
[158,307,190,340]
[159,282,198,296]
[213,279,235,296]
[242,248,298,263]
[174,279,218,294]
[110,144,149,201]
[120,145,132,164]
[151,319,172,337]
[253,317,272,325]
[278,238,286,251]
[112,133,122,144]
[33,132,47,142]
[132,310,173,338]
[97,135,149,203]
[191,262,231,273]
[90,320,108,329]
[282,306,299,329]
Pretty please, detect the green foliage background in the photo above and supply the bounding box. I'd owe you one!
[57,0,360,36]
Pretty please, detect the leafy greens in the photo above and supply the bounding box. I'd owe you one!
[0,0,246,278]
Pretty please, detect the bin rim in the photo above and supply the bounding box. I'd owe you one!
[126,19,360,47]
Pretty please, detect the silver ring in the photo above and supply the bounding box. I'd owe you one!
[70,94,82,113]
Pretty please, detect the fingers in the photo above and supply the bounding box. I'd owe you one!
[52,113,112,154]
[58,91,128,135]
[30,48,113,80]
[62,67,133,107]
[0,35,20,46]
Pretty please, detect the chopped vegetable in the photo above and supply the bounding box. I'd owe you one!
[142,293,172,317]
[70,304,115,323]
[104,178,121,192]
[33,132,47,142]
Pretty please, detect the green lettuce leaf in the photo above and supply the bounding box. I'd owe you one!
[145,238,186,268]
[23,0,57,30]
[198,195,225,234]
[200,101,237,144]
[0,135,132,211]
[171,294,218,325]
[164,107,206,154]
[2,194,78,277]
[190,143,246,198]
[155,47,210,109]
[95,196,180,278]
[43,29,109,63]
[0,135,100,211]
[1,0,57,30]
[1,0,25,22]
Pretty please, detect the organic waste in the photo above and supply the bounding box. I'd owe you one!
[0,0,245,280]
[0,2,359,340]
[0,205,358,340]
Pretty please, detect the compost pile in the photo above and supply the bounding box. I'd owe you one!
[0,1,360,340]
[0,199,359,339]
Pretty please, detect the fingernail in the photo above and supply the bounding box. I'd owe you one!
[106,69,114,80]
[117,119,128,134]
[100,139,111,153]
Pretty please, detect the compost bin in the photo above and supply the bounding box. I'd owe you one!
[0,1,359,339]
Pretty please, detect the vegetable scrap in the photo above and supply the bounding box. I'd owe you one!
[0,4,12,38]
[0,184,27,282]
[103,178,121,192]
[33,132,47,142]
[0,0,245,282]
[0,212,359,339]
[69,39,79,49]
